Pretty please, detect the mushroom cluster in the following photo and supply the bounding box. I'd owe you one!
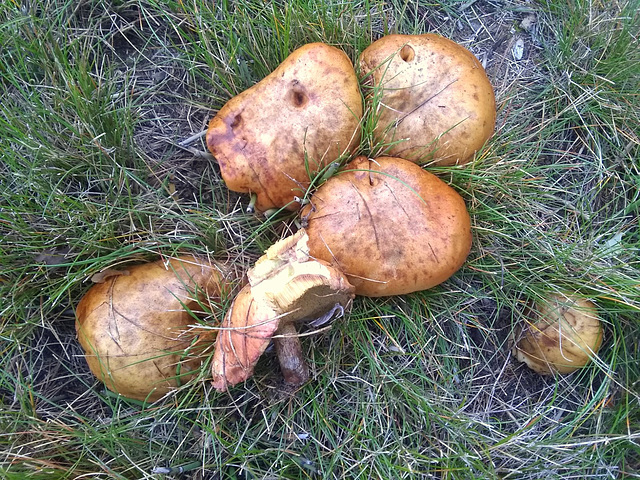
[203,34,602,388]
[204,34,486,390]
[77,33,602,401]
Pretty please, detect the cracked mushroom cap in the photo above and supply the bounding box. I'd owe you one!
[206,42,362,212]
[211,230,354,391]
[75,255,228,402]
[301,155,472,297]
[513,294,603,375]
[360,34,496,166]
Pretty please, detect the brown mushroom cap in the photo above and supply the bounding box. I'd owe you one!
[211,230,355,391]
[206,42,363,212]
[513,294,604,375]
[359,34,496,166]
[75,255,227,402]
[301,155,472,297]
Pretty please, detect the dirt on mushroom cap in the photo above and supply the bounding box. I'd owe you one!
[206,42,363,212]
[360,33,496,166]
[302,155,472,297]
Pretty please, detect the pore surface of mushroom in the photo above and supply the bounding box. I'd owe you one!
[301,155,472,297]
[75,255,228,402]
[513,293,603,375]
[211,230,355,391]
[359,34,496,166]
[206,42,362,212]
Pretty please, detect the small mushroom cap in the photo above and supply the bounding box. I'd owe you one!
[302,155,472,297]
[206,42,362,212]
[359,34,496,166]
[211,230,355,391]
[75,256,226,402]
[513,294,604,375]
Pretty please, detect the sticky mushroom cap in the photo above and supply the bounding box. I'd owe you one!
[360,34,496,166]
[206,42,362,212]
[76,255,226,402]
[302,155,472,297]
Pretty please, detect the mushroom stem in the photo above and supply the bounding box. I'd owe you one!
[246,193,257,214]
[274,322,309,386]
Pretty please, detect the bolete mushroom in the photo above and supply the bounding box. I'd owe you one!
[206,42,363,212]
[76,255,229,402]
[513,293,604,375]
[211,230,355,391]
[359,34,496,166]
[301,155,472,297]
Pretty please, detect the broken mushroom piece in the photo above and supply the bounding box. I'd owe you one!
[513,293,603,375]
[76,255,230,402]
[301,156,472,297]
[206,42,362,212]
[211,230,355,391]
[359,34,496,166]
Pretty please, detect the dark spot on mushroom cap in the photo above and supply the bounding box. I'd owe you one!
[230,114,242,130]
[400,45,415,62]
[540,334,558,348]
[293,91,306,107]
[287,82,309,108]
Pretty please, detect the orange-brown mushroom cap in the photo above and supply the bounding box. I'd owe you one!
[76,255,227,402]
[206,42,362,212]
[359,34,496,166]
[302,156,472,297]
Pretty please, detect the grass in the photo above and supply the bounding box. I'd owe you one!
[1,0,638,478]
